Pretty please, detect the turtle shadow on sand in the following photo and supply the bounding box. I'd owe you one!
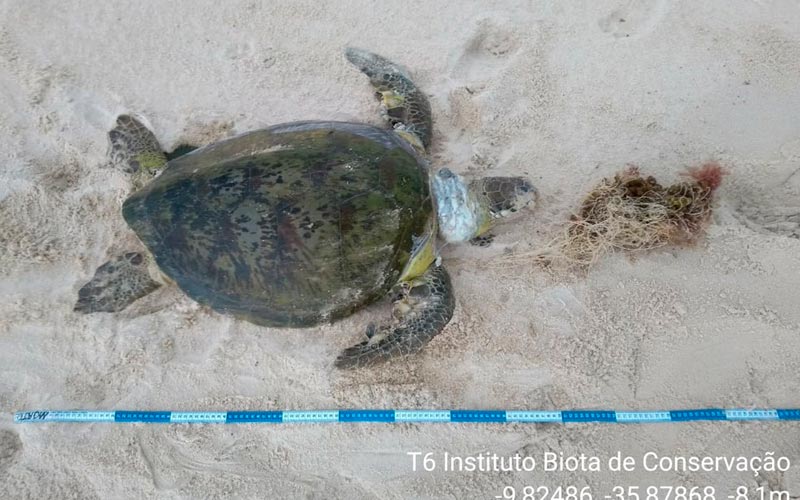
[0,429,22,475]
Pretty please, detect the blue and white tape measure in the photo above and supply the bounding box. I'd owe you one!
[14,408,800,424]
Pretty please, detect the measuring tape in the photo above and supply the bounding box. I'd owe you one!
[13,408,800,424]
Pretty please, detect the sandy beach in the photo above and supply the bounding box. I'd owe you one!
[2,0,800,497]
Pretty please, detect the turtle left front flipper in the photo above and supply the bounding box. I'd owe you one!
[345,47,432,151]
[335,265,455,369]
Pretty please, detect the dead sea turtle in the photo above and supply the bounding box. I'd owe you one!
[74,48,536,368]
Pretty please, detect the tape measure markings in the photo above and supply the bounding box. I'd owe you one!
[13,408,800,425]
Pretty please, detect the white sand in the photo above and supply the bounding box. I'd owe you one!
[2,0,800,497]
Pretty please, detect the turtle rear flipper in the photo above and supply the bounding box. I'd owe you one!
[345,48,432,150]
[335,265,455,369]
[74,252,161,313]
[108,114,167,189]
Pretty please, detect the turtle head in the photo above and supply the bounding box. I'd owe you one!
[432,168,536,243]
[472,175,537,222]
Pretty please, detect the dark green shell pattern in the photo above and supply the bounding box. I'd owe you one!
[122,122,432,327]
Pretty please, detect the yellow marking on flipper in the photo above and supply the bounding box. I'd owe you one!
[380,90,405,110]
[135,152,167,173]
[399,225,437,282]
[474,217,494,237]
[394,130,425,154]
[471,196,496,237]
[131,152,168,190]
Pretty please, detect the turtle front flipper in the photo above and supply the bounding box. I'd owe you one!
[335,265,455,369]
[74,252,161,313]
[108,114,167,190]
[345,47,432,150]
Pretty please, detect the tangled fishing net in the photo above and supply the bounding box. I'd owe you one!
[526,162,726,269]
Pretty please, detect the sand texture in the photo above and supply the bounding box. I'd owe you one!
[2,0,800,498]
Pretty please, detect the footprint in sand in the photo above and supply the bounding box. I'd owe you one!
[0,429,22,474]
[735,144,800,239]
[179,119,236,147]
[450,17,521,90]
[598,0,668,39]
[446,17,523,140]
[736,203,800,239]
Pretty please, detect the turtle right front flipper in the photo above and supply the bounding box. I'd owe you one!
[334,265,455,369]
